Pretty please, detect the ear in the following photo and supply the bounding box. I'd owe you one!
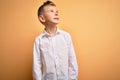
[38,15,45,23]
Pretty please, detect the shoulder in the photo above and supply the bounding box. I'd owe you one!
[59,29,71,37]
[59,29,72,41]
[34,33,43,43]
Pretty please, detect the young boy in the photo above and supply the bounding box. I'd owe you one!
[33,1,78,80]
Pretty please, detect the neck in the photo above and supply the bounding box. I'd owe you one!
[45,24,57,35]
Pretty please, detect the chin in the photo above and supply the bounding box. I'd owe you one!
[53,21,59,24]
[50,20,59,25]
[53,23,59,25]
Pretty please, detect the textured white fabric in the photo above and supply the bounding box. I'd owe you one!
[33,29,78,80]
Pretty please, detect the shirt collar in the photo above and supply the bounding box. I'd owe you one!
[42,28,61,37]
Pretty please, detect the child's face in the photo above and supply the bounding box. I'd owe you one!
[41,5,59,25]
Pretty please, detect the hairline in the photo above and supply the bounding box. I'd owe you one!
[39,5,56,16]
[38,1,56,17]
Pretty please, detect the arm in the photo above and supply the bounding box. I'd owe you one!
[67,34,78,80]
[33,39,42,80]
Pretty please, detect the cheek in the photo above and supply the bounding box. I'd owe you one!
[45,15,53,20]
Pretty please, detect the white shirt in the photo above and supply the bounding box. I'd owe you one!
[33,29,78,80]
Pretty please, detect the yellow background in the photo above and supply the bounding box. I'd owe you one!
[0,0,120,80]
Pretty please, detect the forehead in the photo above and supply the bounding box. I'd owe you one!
[43,5,57,11]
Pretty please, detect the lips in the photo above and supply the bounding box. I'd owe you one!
[53,17,59,20]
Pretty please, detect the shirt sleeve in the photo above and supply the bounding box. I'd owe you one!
[33,38,42,80]
[67,34,78,80]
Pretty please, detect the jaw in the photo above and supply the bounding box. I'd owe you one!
[44,21,58,27]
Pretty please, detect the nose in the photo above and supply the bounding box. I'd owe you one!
[55,11,58,16]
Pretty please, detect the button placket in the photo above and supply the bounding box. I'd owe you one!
[52,36,60,78]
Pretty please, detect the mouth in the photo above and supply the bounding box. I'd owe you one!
[53,18,59,20]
